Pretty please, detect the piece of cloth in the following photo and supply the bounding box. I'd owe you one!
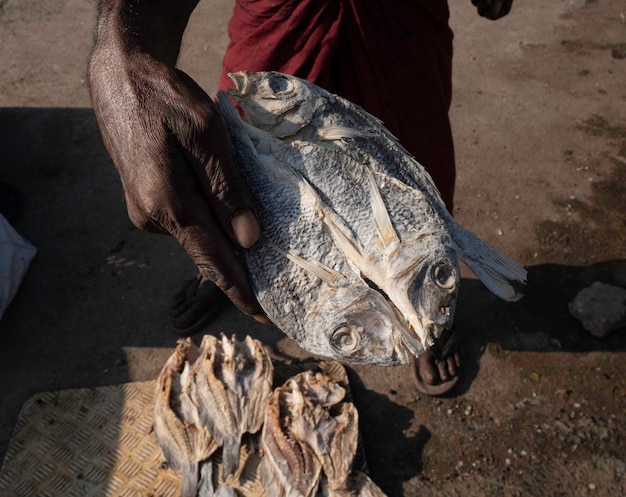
[220,0,456,210]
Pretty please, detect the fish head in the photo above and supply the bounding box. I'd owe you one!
[301,285,414,366]
[227,71,324,137]
[390,242,460,350]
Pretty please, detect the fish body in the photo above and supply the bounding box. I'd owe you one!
[228,71,527,303]
[250,137,459,349]
[216,93,413,365]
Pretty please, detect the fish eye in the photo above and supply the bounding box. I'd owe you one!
[269,75,293,95]
[431,262,456,289]
[331,326,360,353]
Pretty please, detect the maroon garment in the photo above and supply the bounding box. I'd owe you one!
[219,0,456,210]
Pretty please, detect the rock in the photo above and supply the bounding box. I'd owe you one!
[568,282,626,338]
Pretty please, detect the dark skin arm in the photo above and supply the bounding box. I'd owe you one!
[87,0,266,319]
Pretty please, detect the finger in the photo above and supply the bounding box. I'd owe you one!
[230,209,261,249]
[170,71,261,247]
[163,187,264,317]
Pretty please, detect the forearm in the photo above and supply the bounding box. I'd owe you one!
[90,0,200,67]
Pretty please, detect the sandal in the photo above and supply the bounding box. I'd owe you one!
[411,328,461,396]
[169,274,228,337]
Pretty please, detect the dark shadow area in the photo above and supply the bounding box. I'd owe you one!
[452,261,626,395]
[346,366,430,497]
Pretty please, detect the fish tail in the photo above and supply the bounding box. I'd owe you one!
[221,438,241,481]
[198,459,217,495]
[453,227,527,302]
[180,461,200,497]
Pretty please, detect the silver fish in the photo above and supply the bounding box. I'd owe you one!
[227,71,527,304]
[216,93,415,364]
[245,135,459,349]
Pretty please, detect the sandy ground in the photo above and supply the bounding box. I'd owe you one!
[1,0,626,496]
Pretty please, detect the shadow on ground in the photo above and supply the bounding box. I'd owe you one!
[1,107,624,496]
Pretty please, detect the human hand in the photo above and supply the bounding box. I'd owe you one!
[472,0,513,20]
[89,50,265,318]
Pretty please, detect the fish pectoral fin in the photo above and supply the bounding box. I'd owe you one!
[316,125,374,142]
[321,210,370,273]
[365,169,400,248]
[269,243,347,285]
[453,226,527,302]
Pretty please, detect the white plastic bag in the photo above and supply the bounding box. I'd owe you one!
[0,213,37,319]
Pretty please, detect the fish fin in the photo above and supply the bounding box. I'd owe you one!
[285,169,371,276]
[365,169,400,248]
[269,242,347,285]
[321,210,370,274]
[316,125,374,141]
[452,226,527,302]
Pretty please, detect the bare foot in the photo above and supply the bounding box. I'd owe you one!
[412,330,461,396]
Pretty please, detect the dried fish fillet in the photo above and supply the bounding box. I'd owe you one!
[261,364,386,497]
[261,385,322,497]
[192,334,273,480]
[154,339,218,497]
[156,339,385,496]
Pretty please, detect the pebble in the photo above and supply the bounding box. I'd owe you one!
[568,282,626,338]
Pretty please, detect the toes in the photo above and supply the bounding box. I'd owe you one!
[437,359,450,382]
[417,349,438,385]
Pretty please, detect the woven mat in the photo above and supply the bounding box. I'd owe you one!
[0,381,181,497]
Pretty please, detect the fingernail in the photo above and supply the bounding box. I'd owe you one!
[252,313,273,325]
[231,210,260,248]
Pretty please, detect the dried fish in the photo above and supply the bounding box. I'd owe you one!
[154,339,218,497]
[192,334,273,480]
[228,70,527,307]
[216,93,414,365]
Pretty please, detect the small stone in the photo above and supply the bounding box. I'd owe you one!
[589,483,597,490]
[568,282,626,338]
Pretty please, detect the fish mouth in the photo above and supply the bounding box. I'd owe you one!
[389,302,448,358]
[227,71,251,97]
[423,322,446,348]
